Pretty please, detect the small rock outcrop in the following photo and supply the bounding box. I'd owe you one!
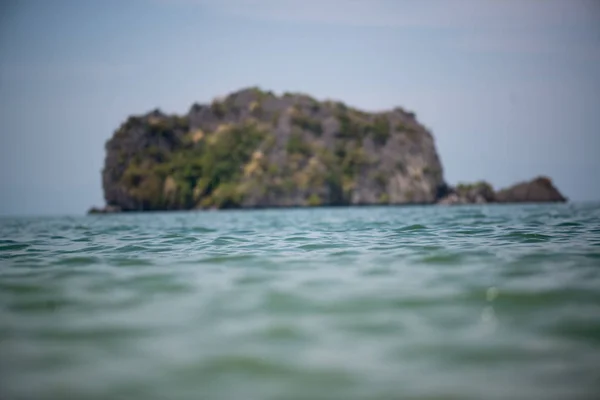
[438,177,567,205]
[87,205,122,214]
[438,181,495,205]
[96,87,447,211]
[495,176,567,203]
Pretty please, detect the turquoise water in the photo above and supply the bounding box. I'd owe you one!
[1,204,600,400]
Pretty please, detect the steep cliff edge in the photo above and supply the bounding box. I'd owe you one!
[98,87,447,211]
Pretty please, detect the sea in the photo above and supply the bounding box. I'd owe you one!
[1,203,600,400]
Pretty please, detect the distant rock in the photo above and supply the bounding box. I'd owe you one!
[87,205,122,214]
[90,86,568,213]
[97,87,446,212]
[438,177,566,205]
[438,181,495,205]
[495,176,567,203]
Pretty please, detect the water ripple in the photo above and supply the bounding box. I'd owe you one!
[1,203,599,400]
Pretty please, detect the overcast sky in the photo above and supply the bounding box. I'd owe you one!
[1,0,599,215]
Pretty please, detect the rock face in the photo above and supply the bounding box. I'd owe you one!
[99,87,447,211]
[495,176,567,203]
[438,177,567,205]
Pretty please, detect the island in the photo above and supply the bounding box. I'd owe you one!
[89,87,566,213]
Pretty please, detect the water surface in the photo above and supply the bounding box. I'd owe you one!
[1,204,600,399]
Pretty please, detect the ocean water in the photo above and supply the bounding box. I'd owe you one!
[1,203,600,400]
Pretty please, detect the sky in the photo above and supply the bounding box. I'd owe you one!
[0,0,599,215]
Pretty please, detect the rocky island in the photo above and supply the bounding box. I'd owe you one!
[89,87,566,213]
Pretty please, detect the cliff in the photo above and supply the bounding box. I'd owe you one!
[98,87,447,211]
[92,87,568,213]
